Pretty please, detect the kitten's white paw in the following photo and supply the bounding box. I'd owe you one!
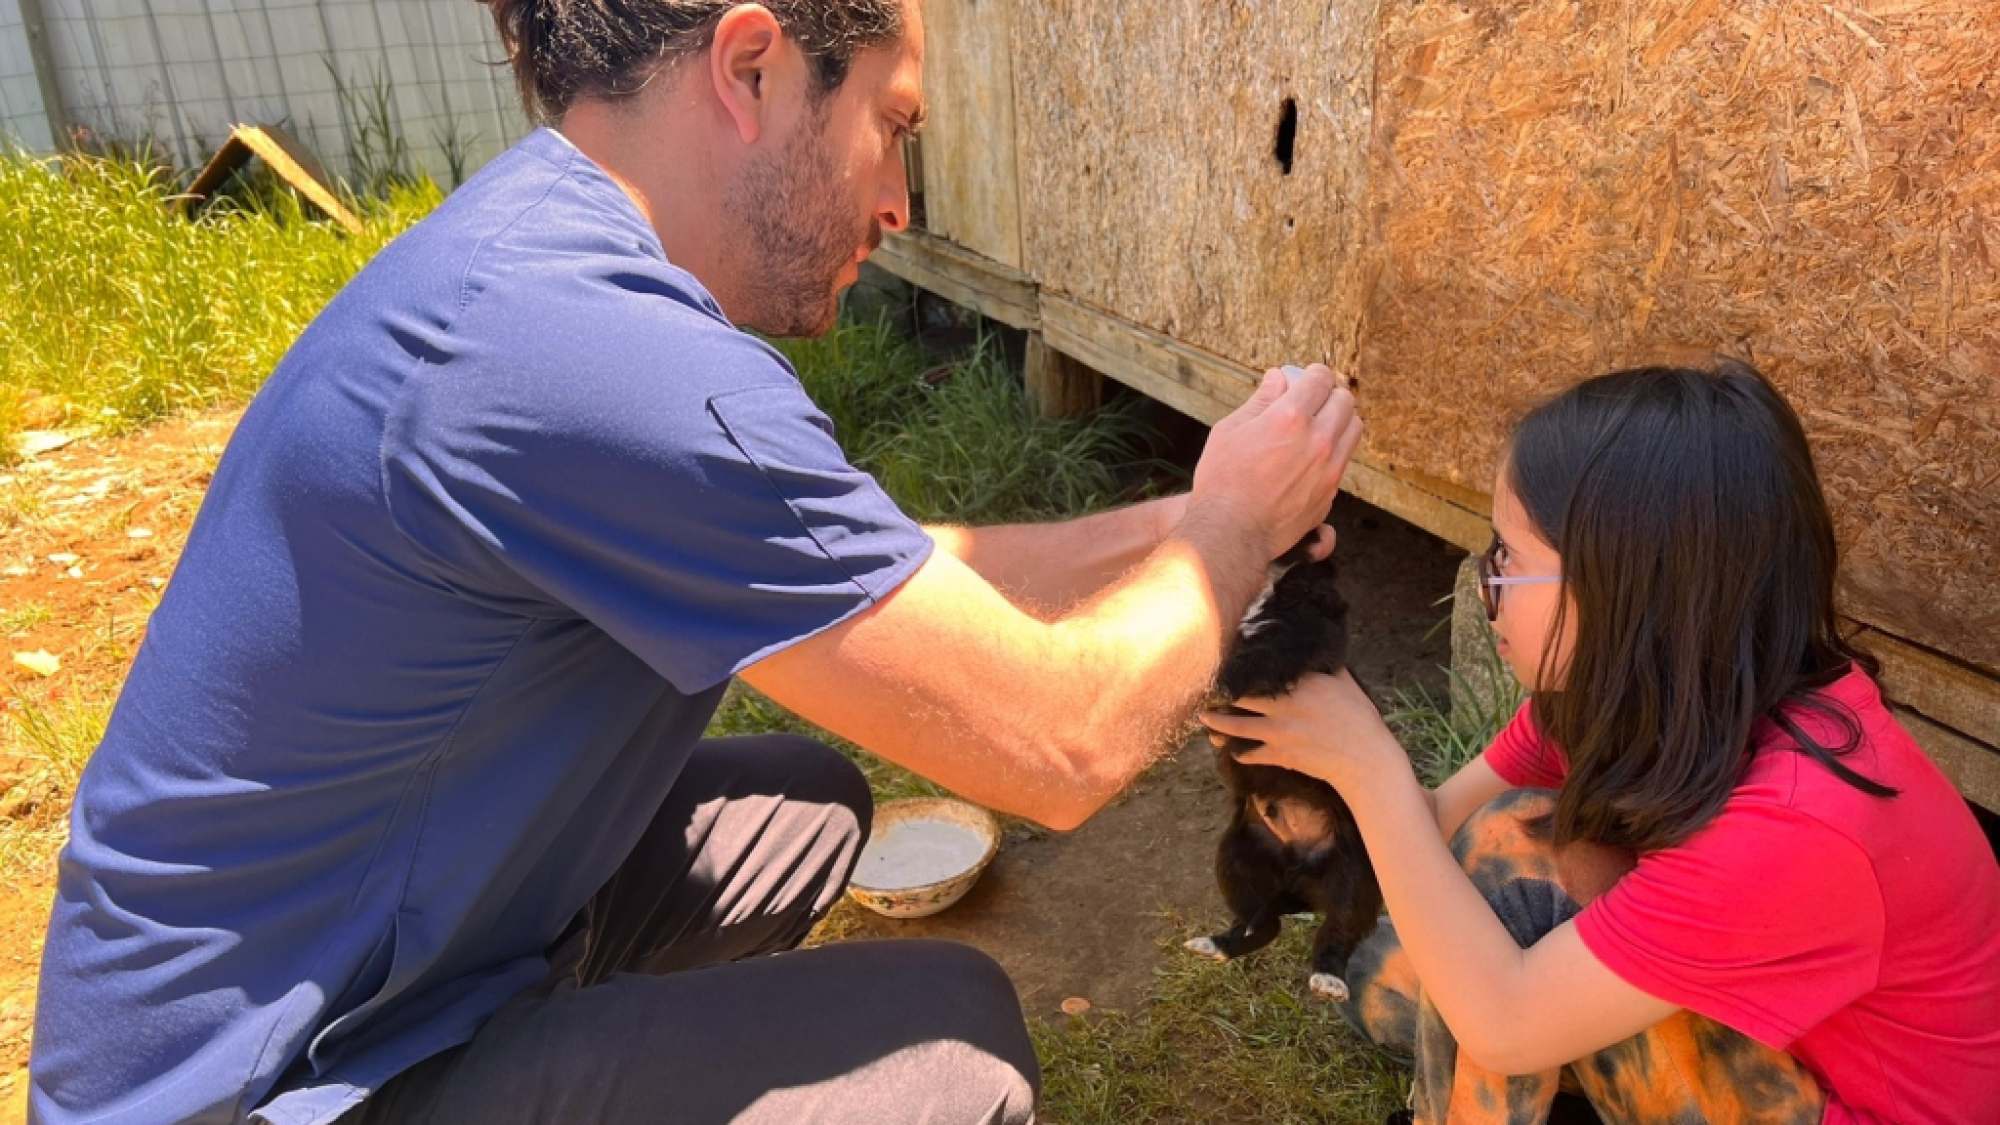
[1308,972,1350,1002]
[1183,936,1228,962]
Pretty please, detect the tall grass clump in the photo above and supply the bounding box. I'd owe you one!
[1384,621,1523,787]
[0,147,437,450]
[777,318,1163,524]
[328,61,419,200]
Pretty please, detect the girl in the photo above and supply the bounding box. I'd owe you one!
[1201,361,2000,1124]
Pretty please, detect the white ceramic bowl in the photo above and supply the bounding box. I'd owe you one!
[847,797,1002,919]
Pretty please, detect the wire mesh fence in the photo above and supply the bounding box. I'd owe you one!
[0,0,534,187]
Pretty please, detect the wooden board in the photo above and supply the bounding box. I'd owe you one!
[919,0,1026,267]
[1024,333,1103,418]
[872,230,1039,330]
[1041,295,1493,552]
[1003,0,1998,671]
[1897,707,2000,814]
[180,124,363,234]
[1852,628,2000,750]
[1012,1,1380,374]
[1361,0,2000,671]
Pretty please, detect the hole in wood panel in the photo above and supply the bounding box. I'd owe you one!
[1274,97,1299,174]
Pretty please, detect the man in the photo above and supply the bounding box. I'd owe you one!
[30,1,1362,1121]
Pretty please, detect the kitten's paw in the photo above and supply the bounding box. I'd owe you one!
[1183,936,1229,962]
[1308,972,1350,1002]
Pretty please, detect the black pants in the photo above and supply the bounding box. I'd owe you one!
[344,734,1039,1124]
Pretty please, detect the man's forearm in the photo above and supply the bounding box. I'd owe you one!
[1034,501,1271,809]
[743,497,1272,831]
[925,494,1187,616]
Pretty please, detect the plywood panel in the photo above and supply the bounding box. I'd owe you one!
[1013,1,1381,372]
[999,0,1999,672]
[1361,0,2000,671]
[919,0,1023,267]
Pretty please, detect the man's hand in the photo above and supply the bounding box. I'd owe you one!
[1190,364,1361,559]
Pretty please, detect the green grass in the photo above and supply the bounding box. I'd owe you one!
[1384,622,1523,788]
[0,148,437,456]
[777,318,1160,524]
[1036,921,1409,1124]
[1,602,53,634]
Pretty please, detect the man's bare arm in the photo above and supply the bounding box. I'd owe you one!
[742,367,1363,830]
[743,502,1267,828]
[925,494,1188,616]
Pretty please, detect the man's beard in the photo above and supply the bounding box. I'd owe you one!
[726,112,878,338]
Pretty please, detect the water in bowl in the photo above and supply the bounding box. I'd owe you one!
[855,818,989,889]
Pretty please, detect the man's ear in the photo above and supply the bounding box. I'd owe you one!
[708,5,784,144]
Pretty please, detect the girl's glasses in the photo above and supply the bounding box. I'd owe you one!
[1477,535,1561,622]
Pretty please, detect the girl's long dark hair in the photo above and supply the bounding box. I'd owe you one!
[1509,359,1894,853]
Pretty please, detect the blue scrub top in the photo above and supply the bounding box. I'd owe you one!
[30,127,933,1124]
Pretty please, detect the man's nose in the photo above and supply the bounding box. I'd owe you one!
[877,157,912,234]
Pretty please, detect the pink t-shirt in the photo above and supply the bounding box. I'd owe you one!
[1484,667,2000,1124]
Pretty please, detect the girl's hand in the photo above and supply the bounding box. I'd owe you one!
[1199,670,1417,801]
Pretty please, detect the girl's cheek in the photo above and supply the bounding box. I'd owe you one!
[1496,593,1563,691]
[1503,639,1542,691]
[1493,619,1537,690]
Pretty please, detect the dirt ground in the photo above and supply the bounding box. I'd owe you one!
[0,409,1462,1113]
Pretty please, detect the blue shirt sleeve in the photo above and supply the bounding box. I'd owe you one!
[382,291,933,695]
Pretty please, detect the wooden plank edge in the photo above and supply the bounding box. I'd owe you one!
[237,125,364,235]
[180,132,253,212]
[177,124,364,235]
[1895,708,2000,814]
[871,230,1038,330]
[1040,294,1492,553]
[1849,627,2000,751]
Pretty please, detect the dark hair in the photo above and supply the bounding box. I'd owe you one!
[482,0,906,122]
[1508,358,1893,853]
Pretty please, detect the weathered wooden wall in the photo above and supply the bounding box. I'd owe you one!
[1005,0,1998,675]
[918,0,1024,267]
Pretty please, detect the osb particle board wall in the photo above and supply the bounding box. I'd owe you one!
[1012,1,1379,374]
[1009,0,1999,672]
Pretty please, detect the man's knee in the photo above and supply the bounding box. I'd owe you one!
[897,941,1040,1120]
[738,732,874,843]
